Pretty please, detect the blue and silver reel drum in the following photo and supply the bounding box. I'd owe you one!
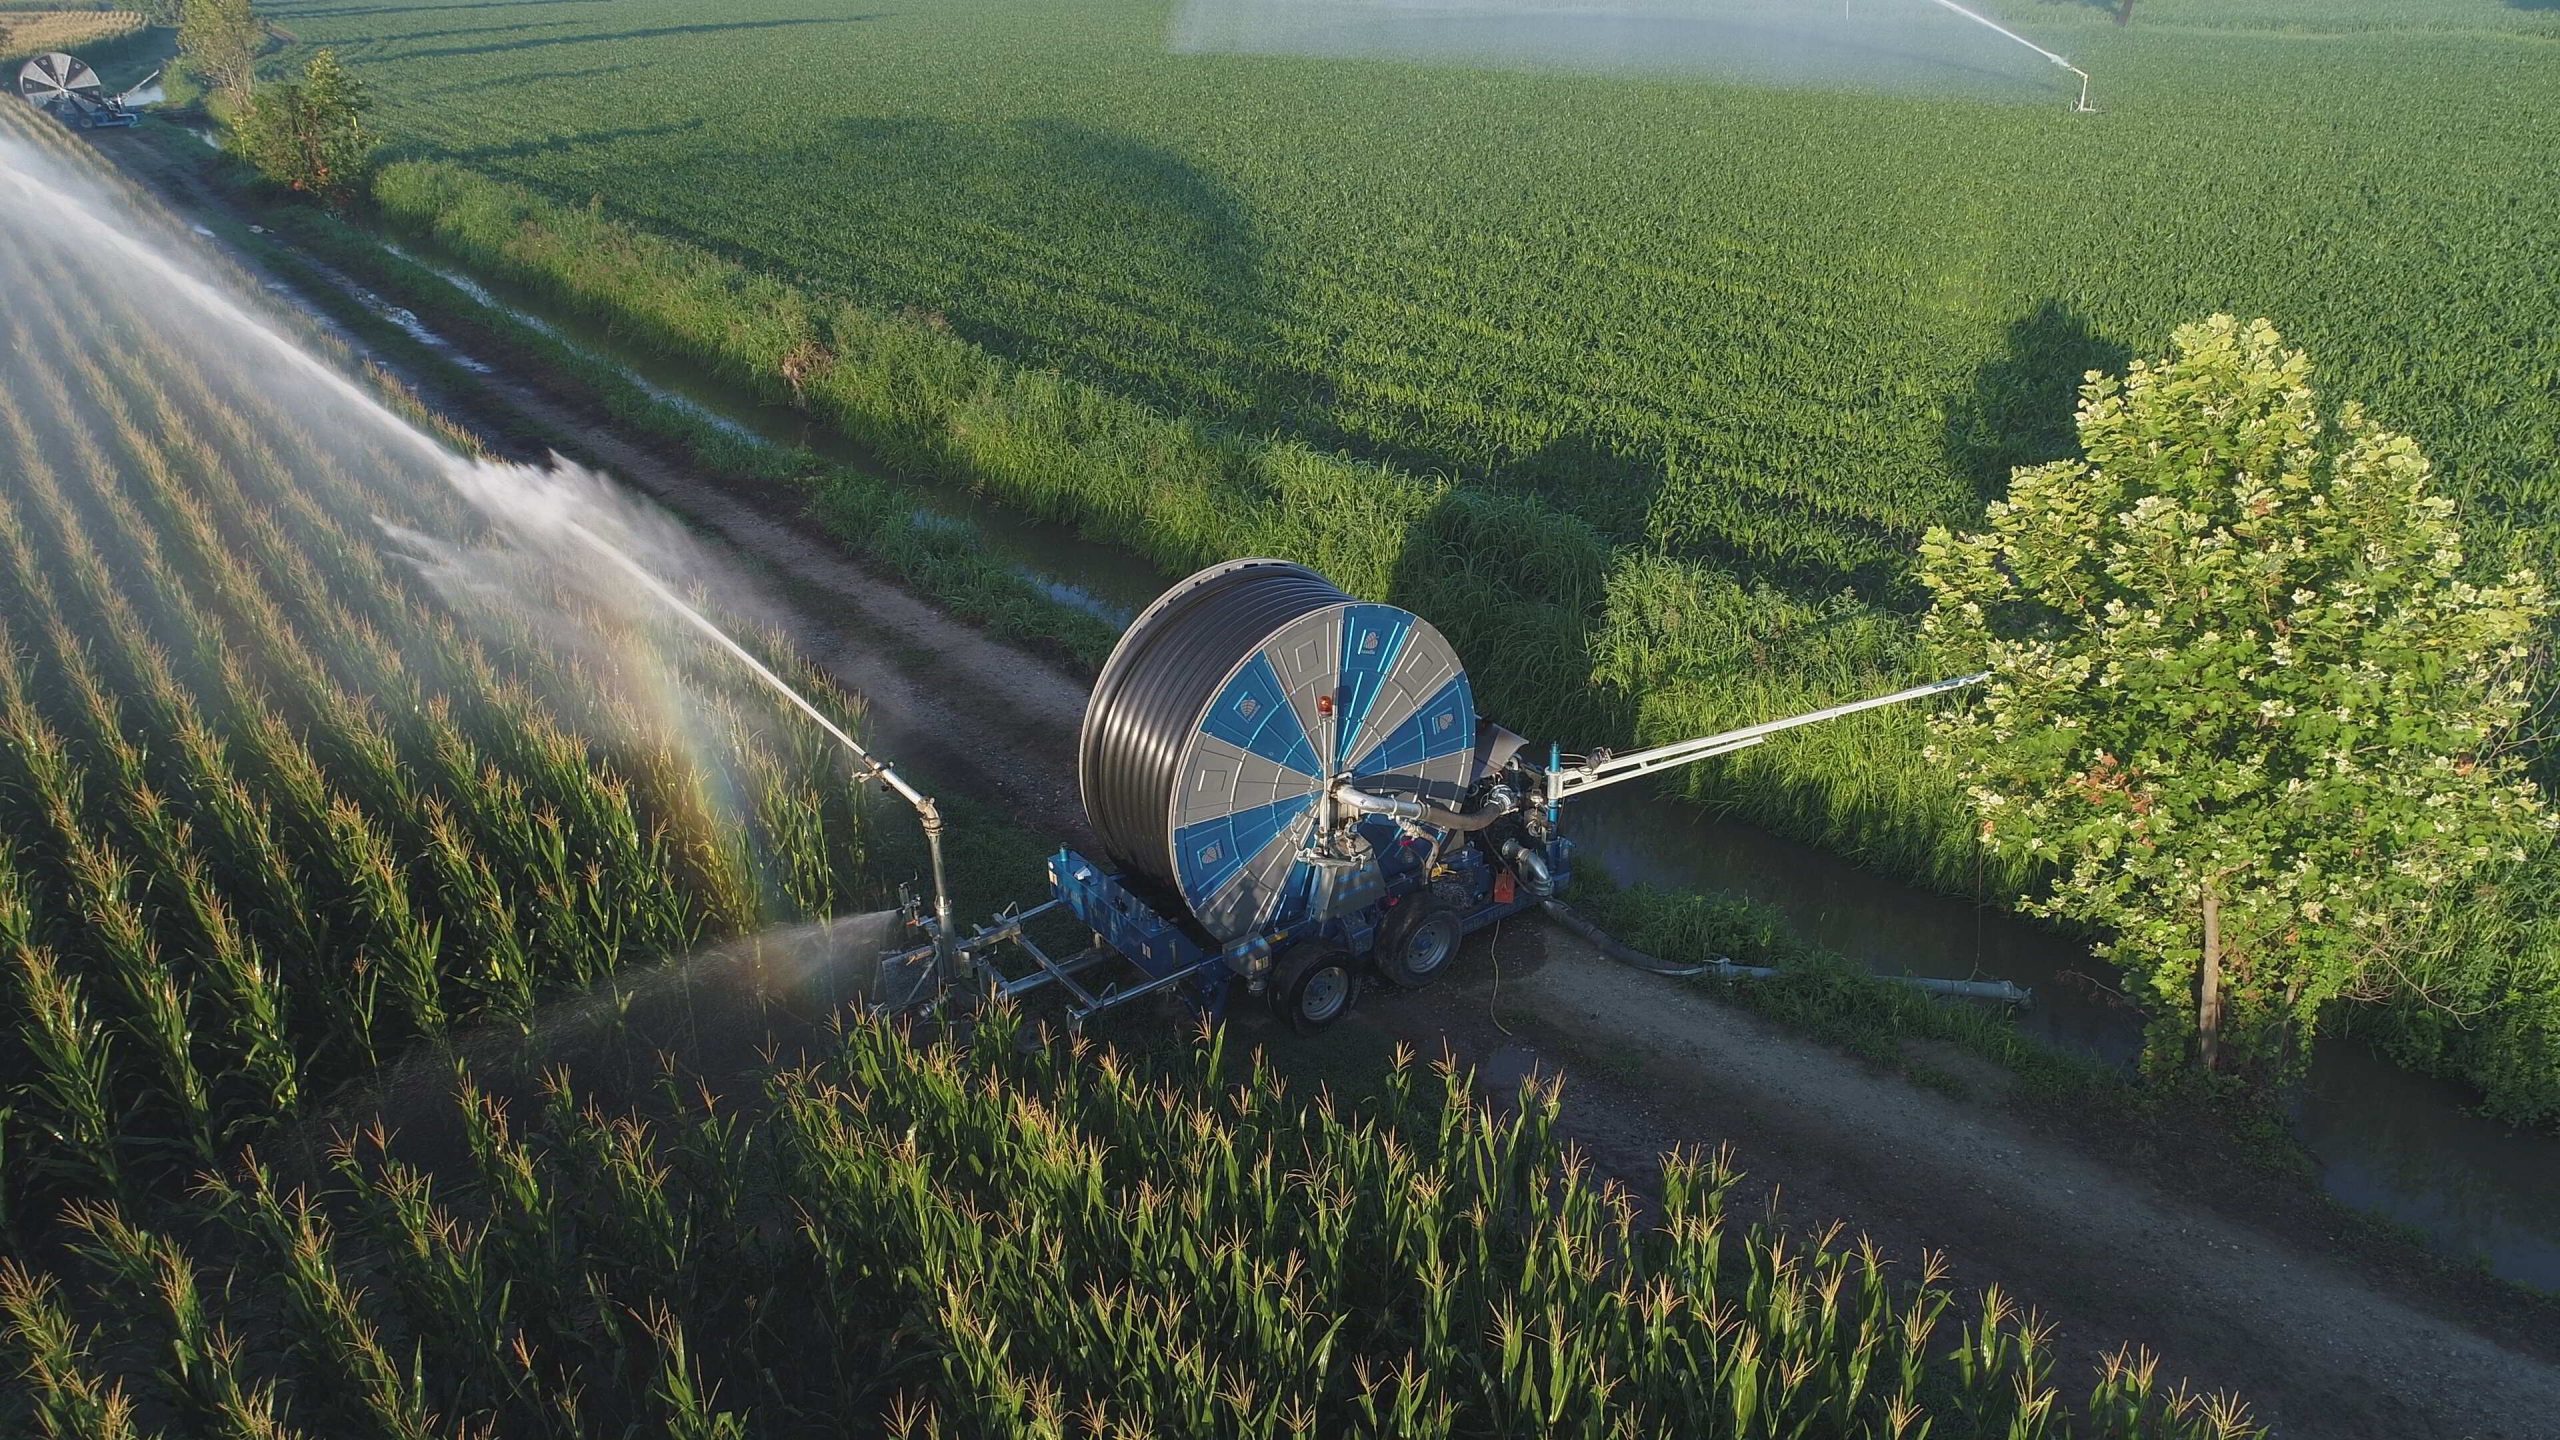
[1078,560,1477,943]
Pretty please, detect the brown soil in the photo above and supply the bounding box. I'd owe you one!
[113,137,2560,1440]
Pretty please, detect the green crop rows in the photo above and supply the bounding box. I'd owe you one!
[7,1014,2263,1438]
[268,0,2560,592]
[0,108,878,1219]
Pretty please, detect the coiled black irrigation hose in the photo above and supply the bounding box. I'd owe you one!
[1078,559,1353,901]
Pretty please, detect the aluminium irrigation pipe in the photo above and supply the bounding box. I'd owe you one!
[1541,900,2034,1007]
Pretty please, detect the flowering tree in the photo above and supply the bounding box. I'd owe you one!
[1919,315,2551,1076]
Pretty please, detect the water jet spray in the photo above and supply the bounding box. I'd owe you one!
[0,139,966,983]
[1908,0,2093,110]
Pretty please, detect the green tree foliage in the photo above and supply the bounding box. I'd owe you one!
[233,49,375,210]
[1918,316,2552,1078]
[177,0,258,107]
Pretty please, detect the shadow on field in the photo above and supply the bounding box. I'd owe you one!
[386,14,881,62]
[415,61,638,98]
[436,116,707,164]
[260,914,910,1191]
[1384,482,1639,749]
[1941,297,2127,507]
[1487,429,1663,552]
[276,0,602,16]
[787,113,1279,423]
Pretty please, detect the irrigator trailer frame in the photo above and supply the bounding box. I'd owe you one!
[876,559,1983,1035]
[16,54,153,130]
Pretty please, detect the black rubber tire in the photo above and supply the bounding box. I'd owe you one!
[1375,896,1465,989]
[1269,943,1359,1034]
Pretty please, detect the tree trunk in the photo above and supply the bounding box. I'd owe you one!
[2198,889,2223,1071]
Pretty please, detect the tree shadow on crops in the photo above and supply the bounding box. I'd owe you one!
[428,116,707,165]
[722,113,1279,430]
[1941,298,2128,509]
[1483,427,1666,564]
[1383,482,1639,755]
[386,15,880,62]
[274,0,600,16]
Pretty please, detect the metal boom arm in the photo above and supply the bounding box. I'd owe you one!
[1546,672,1988,802]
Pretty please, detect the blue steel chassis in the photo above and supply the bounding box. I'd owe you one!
[906,836,1571,1029]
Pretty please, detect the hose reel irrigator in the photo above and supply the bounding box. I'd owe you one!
[881,558,1985,1034]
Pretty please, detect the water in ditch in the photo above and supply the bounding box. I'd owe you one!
[369,229,2560,1291]
[1571,787,2560,1293]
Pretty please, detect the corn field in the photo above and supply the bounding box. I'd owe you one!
[0,10,145,62]
[0,101,2288,1433]
[0,103,876,1227]
[4,1009,2263,1439]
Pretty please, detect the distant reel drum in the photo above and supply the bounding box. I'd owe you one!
[18,53,106,115]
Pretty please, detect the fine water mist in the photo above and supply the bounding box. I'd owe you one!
[0,130,886,933]
[271,909,909,1189]
[1169,0,2079,99]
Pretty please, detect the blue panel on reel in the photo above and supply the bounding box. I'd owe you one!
[1199,653,1323,777]
[1174,792,1316,910]
[1332,604,1415,769]
[1349,672,1477,776]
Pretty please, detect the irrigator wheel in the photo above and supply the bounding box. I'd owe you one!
[1268,942,1358,1034]
[1375,886,1465,989]
[1079,559,1477,943]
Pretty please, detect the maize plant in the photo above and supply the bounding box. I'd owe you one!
[1,1003,2262,1438]
[0,101,878,1225]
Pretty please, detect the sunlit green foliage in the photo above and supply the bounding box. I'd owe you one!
[176,0,255,103]
[230,48,375,208]
[1921,317,2552,1079]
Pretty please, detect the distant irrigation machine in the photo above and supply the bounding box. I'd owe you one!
[857,560,1987,1033]
[16,52,158,130]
